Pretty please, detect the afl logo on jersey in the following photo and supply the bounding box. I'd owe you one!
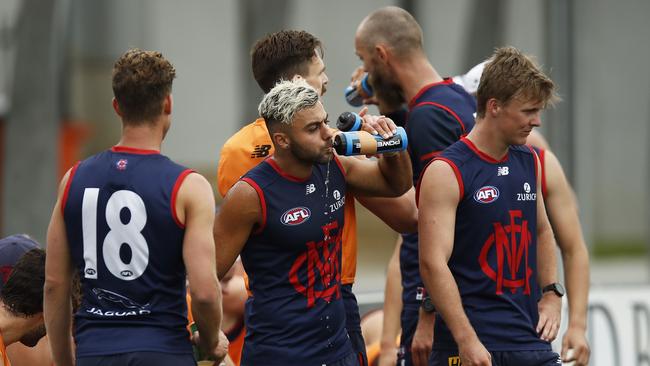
[474,186,500,204]
[281,207,311,226]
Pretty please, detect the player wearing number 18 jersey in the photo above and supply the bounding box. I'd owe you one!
[44,49,225,366]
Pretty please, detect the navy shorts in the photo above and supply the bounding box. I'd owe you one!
[397,305,419,366]
[430,349,560,366]
[342,283,368,366]
[330,351,364,366]
[77,352,195,366]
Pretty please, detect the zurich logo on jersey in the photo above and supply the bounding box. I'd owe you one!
[474,186,500,204]
[281,207,311,226]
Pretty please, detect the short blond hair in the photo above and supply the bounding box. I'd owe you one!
[258,79,319,126]
[476,46,559,118]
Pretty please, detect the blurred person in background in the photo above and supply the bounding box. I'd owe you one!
[354,6,476,366]
[0,235,51,366]
[45,48,226,366]
[0,244,46,366]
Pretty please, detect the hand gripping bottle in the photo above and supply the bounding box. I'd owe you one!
[333,112,408,156]
[344,73,373,107]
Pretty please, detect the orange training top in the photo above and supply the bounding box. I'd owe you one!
[217,119,358,284]
[0,332,10,366]
[225,318,246,366]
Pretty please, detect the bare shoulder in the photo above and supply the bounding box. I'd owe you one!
[226,180,261,207]
[179,172,215,201]
[419,160,460,202]
[421,159,457,185]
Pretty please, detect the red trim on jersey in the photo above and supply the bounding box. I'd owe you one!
[171,169,194,228]
[241,177,267,235]
[415,157,464,207]
[61,162,80,216]
[408,78,455,108]
[412,101,468,134]
[419,150,443,162]
[526,145,544,198]
[534,148,547,197]
[266,158,310,183]
[111,145,160,155]
[461,137,509,163]
[333,155,346,178]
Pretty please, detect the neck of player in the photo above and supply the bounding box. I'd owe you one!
[272,150,315,180]
[117,119,166,151]
[395,56,443,103]
[465,119,510,161]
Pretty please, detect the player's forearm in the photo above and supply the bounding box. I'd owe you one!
[381,259,403,347]
[420,259,477,346]
[562,245,590,329]
[44,282,74,366]
[536,224,558,287]
[191,282,223,351]
[357,189,417,233]
[377,152,413,196]
[418,307,435,326]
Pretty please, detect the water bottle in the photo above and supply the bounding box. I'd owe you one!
[334,127,408,156]
[336,111,363,132]
[344,73,373,107]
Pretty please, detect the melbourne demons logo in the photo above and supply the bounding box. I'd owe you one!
[474,186,499,204]
[479,210,533,295]
[281,207,311,226]
[116,159,128,171]
[289,221,342,308]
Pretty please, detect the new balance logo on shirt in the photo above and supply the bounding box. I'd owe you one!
[251,144,272,158]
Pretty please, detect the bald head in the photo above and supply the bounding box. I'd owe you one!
[356,6,424,57]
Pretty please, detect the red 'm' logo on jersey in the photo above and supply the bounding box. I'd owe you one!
[289,221,342,308]
[281,207,311,226]
[479,210,533,295]
[474,186,499,204]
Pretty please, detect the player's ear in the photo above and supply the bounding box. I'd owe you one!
[272,132,290,150]
[163,94,173,115]
[112,98,123,117]
[487,98,500,117]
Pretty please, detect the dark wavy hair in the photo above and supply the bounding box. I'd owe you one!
[251,30,323,93]
[1,248,45,316]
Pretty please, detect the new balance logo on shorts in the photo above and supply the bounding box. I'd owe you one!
[251,144,272,158]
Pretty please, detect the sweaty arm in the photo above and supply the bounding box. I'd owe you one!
[44,170,75,366]
[178,173,223,359]
[418,161,491,365]
[533,152,561,342]
[214,180,261,279]
[543,150,590,364]
[356,188,418,233]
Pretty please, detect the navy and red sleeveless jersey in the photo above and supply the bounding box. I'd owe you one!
[62,146,193,357]
[531,146,548,198]
[422,138,550,351]
[401,79,477,311]
[239,157,353,365]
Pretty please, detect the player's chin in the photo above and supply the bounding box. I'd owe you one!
[513,135,529,145]
[317,150,334,163]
